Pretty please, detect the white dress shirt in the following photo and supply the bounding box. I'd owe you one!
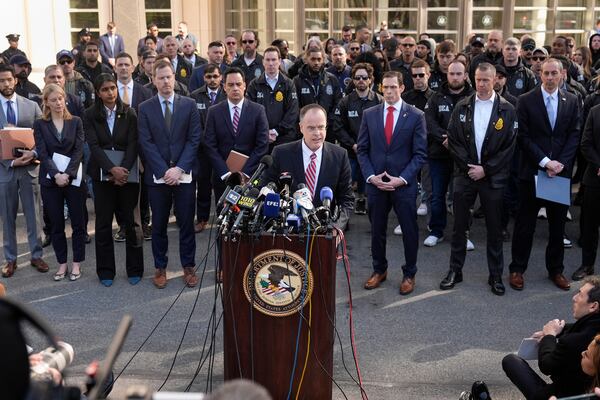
[301,139,323,181]
[473,93,495,163]
[105,105,116,135]
[1,93,19,125]
[539,87,559,168]
[117,80,134,106]
[265,73,279,90]
[227,98,244,124]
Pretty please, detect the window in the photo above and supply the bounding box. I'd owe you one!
[472,0,503,32]
[69,0,99,47]
[376,0,418,36]
[424,0,459,43]
[306,0,329,39]
[145,0,171,39]
[274,0,295,50]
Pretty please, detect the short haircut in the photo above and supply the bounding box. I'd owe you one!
[208,41,224,49]
[142,50,158,61]
[299,104,326,122]
[263,46,281,58]
[355,24,370,32]
[0,64,16,77]
[115,52,133,63]
[382,70,404,86]
[476,62,496,76]
[240,30,259,45]
[436,39,456,55]
[147,22,158,30]
[331,44,346,54]
[223,66,245,82]
[342,25,352,33]
[411,58,430,73]
[204,63,221,75]
[449,58,467,70]
[351,62,374,80]
[543,57,564,71]
[179,20,188,26]
[144,35,157,44]
[504,37,521,47]
[163,35,177,45]
[84,39,100,50]
[107,21,116,29]
[153,58,174,75]
[305,47,324,57]
[584,276,600,307]
[271,38,286,47]
[44,64,62,77]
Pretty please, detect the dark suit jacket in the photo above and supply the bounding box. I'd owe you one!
[189,63,228,92]
[33,117,84,187]
[83,103,139,181]
[99,33,125,63]
[137,94,202,186]
[517,86,581,181]
[129,82,152,113]
[137,36,163,54]
[357,101,428,194]
[204,99,269,178]
[581,103,600,187]
[262,140,354,213]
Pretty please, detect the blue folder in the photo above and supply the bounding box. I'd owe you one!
[535,171,570,206]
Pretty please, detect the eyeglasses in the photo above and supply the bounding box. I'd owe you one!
[204,74,221,79]
[226,41,236,45]
[349,47,360,51]
[353,75,369,80]
[412,73,426,78]
[241,40,255,44]
[531,56,546,62]
[402,43,415,47]
[58,59,73,65]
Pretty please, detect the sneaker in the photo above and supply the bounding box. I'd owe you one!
[424,235,443,247]
[393,224,402,235]
[466,239,475,251]
[538,207,547,219]
[564,235,573,248]
[113,228,126,242]
[417,202,428,216]
[354,198,367,215]
[143,224,152,241]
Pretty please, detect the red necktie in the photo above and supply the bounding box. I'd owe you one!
[305,152,317,197]
[385,105,395,145]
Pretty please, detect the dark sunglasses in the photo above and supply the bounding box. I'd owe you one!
[531,56,546,62]
[204,74,221,79]
[226,41,236,45]
[412,73,426,78]
[242,40,255,44]
[402,43,415,47]
[58,59,73,65]
[353,75,369,80]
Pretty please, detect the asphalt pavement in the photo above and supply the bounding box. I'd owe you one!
[2,198,583,399]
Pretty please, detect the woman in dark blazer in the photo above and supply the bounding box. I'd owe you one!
[33,83,86,281]
[84,73,144,287]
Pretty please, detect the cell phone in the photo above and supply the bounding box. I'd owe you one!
[556,394,599,400]
[12,147,27,157]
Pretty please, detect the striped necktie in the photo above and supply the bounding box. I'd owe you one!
[232,105,240,135]
[305,152,317,197]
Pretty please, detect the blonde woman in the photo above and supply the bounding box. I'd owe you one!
[33,84,85,281]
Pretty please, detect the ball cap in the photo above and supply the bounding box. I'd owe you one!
[8,54,30,66]
[56,49,75,62]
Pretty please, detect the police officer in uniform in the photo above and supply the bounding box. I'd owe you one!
[1,34,26,62]
[332,62,382,215]
[293,46,342,142]
[247,46,299,152]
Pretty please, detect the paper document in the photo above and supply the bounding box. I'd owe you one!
[517,337,539,360]
[153,171,192,184]
[535,171,570,206]
[46,152,82,187]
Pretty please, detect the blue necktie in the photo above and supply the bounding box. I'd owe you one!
[6,100,16,125]
[210,91,216,105]
[546,96,555,130]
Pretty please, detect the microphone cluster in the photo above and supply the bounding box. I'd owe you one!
[217,155,338,237]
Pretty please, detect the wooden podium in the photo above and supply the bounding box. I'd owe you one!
[221,232,337,399]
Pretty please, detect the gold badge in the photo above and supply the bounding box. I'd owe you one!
[275,91,284,102]
[495,117,503,131]
[181,69,187,78]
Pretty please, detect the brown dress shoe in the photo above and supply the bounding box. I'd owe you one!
[509,272,524,290]
[31,258,49,273]
[183,267,199,288]
[364,271,387,290]
[400,277,415,295]
[153,268,167,289]
[194,221,208,233]
[1,261,17,278]
[551,273,570,290]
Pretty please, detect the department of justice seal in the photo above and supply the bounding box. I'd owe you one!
[243,250,313,317]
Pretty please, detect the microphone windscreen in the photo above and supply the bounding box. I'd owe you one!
[259,154,273,168]
[320,186,333,201]
[263,193,281,218]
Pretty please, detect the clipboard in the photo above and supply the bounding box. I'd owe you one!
[226,150,249,173]
[99,149,140,183]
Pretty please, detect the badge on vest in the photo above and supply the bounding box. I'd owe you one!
[197,103,206,110]
[275,91,284,102]
[439,105,450,112]
[495,117,504,130]
[348,110,358,117]
[301,88,310,95]
[181,69,187,78]
[254,69,261,78]
[325,85,333,95]
[515,79,523,90]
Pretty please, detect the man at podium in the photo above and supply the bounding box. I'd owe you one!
[262,103,354,230]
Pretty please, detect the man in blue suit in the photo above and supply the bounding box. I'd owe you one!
[138,59,201,289]
[357,70,427,295]
[204,67,269,202]
[99,22,125,69]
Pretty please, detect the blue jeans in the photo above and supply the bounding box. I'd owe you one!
[350,158,365,194]
[428,158,453,238]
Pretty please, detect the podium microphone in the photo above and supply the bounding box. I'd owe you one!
[217,172,243,207]
[231,187,259,232]
[217,185,243,224]
[263,192,281,219]
[278,172,293,196]
[318,186,334,223]
[244,154,273,190]
[293,184,319,227]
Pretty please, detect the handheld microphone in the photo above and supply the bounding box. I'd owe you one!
[217,172,243,206]
[293,184,318,227]
[286,214,301,233]
[231,187,259,232]
[217,184,243,224]
[244,154,273,190]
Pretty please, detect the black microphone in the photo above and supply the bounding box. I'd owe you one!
[231,187,259,233]
[243,154,273,190]
[316,186,334,224]
[217,184,243,224]
[278,172,293,197]
[217,172,243,207]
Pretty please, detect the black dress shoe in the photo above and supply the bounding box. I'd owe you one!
[488,276,505,296]
[440,270,463,290]
[572,265,594,281]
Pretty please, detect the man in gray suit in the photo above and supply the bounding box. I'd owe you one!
[0,64,48,278]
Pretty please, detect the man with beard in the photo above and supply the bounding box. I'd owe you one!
[57,49,95,108]
[390,35,417,90]
[181,38,207,68]
[552,35,585,86]
[190,64,226,233]
[429,40,456,91]
[1,34,26,62]
[423,59,474,248]
[189,41,227,91]
[231,30,265,85]
[530,47,549,85]
[500,37,537,97]
[163,36,193,88]
[9,55,40,101]
[469,31,504,83]
[134,50,156,87]
[520,37,536,68]
[416,39,433,66]
[333,63,382,215]
[76,40,113,87]
[293,47,342,143]
[0,64,48,279]
[72,27,92,67]
[326,45,352,93]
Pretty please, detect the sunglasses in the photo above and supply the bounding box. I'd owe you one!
[242,40,255,44]
[402,43,415,47]
[58,59,73,65]
[412,73,426,78]
[204,74,220,79]
[226,41,236,45]
[349,47,360,51]
[353,75,369,80]
[531,56,546,62]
